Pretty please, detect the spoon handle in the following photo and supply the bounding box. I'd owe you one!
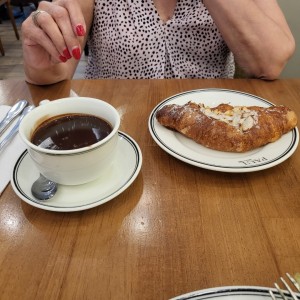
[0,100,28,136]
[0,105,34,152]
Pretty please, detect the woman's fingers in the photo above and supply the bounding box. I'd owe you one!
[22,0,85,66]
[32,11,72,61]
[57,0,87,37]
[34,8,81,60]
[22,16,63,66]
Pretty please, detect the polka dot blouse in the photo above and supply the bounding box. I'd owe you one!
[85,0,235,79]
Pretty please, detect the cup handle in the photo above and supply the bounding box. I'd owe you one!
[39,100,50,106]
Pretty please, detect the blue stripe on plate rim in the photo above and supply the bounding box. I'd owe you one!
[149,88,299,170]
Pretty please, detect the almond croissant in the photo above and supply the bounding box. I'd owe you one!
[156,102,297,152]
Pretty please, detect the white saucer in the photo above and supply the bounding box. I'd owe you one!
[11,132,142,212]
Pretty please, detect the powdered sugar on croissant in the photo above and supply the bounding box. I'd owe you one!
[156,102,297,152]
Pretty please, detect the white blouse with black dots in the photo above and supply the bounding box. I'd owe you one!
[85,0,235,79]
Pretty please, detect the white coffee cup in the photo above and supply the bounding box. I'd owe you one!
[19,97,120,185]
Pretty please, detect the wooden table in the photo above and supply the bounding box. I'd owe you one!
[0,79,299,300]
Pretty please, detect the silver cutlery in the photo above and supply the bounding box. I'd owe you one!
[269,273,300,300]
[0,103,58,200]
[0,105,34,152]
[0,99,28,136]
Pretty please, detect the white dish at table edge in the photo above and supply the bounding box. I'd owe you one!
[171,285,300,300]
[149,88,299,173]
[11,131,142,212]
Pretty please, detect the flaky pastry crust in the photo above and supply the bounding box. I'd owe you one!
[156,102,298,152]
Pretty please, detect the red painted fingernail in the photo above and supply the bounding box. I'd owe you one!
[59,55,67,63]
[72,47,81,60]
[76,24,85,36]
[63,48,72,59]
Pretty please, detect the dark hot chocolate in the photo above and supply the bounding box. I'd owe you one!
[31,113,112,150]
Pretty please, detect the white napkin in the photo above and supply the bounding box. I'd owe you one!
[0,105,27,195]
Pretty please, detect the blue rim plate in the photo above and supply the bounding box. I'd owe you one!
[149,89,299,173]
[11,131,142,212]
[171,286,299,300]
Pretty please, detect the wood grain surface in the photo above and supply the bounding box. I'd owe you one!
[0,79,299,300]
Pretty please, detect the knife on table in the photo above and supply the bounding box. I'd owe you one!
[0,99,28,136]
[0,105,34,152]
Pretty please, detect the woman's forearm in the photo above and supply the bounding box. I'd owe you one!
[203,0,295,79]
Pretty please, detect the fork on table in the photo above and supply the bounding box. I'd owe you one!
[269,273,300,300]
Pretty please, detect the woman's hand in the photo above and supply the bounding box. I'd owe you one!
[22,0,92,84]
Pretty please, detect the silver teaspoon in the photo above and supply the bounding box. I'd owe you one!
[0,99,28,136]
[0,105,34,152]
[31,174,58,200]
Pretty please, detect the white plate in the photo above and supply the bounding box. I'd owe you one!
[149,89,299,173]
[11,132,142,212]
[171,286,299,300]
